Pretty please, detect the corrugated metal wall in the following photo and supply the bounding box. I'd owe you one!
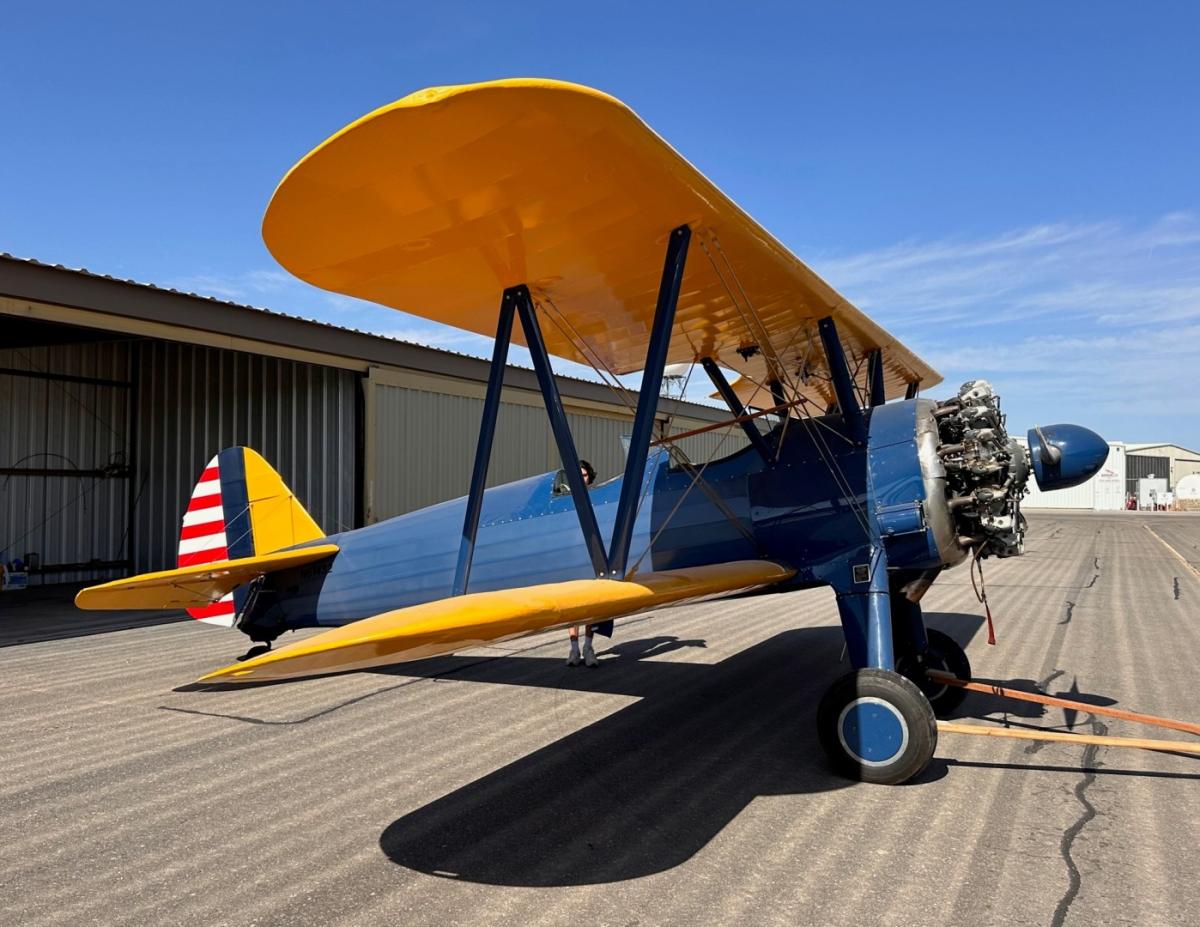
[133,341,359,572]
[1126,454,1171,495]
[370,387,549,517]
[368,382,749,521]
[4,327,751,584]
[1,337,359,583]
[0,342,133,583]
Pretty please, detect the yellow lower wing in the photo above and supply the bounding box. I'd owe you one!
[75,544,341,611]
[199,560,795,684]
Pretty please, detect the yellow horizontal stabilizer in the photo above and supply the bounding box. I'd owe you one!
[75,544,341,611]
[263,79,939,403]
[198,559,795,684]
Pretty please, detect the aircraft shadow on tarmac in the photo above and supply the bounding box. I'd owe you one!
[374,613,984,887]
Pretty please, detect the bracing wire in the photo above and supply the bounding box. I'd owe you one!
[710,233,805,399]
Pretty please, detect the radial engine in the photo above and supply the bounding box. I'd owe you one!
[932,380,1030,559]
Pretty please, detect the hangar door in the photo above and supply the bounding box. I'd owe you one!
[1,337,134,584]
[2,322,361,585]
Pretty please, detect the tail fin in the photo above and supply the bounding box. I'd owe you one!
[179,447,323,624]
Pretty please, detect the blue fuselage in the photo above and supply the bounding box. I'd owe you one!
[242,399,946,648]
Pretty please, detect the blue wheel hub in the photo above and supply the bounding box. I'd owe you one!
[838,697,909,766]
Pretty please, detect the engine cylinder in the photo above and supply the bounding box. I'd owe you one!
[918,380,1029,561]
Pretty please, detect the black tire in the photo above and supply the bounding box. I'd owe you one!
[817,668,937,785]
[917,628,971,716]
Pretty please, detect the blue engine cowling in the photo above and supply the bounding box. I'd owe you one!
[1027,424,1109,492]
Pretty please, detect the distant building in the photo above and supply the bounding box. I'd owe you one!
[1018,439,1200,511]
[1124,443,1200,494]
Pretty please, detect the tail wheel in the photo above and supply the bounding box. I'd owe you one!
[817,669,937,785]
[916,628,971,716]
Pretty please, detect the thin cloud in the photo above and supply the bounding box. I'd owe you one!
[168,214,1199,445]
[810,214,1200,444]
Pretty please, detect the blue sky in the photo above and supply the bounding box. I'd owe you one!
[3,2,1198,447]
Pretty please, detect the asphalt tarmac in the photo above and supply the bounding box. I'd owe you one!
[2,511,1198,927]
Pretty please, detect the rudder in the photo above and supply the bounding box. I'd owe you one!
[179,447,323,624]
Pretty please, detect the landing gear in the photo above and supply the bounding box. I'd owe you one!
[898,628,971,716]
[918,629,971,715]
[817,668,937,784]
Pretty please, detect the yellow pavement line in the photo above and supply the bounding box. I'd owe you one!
[1144,523,1200,580]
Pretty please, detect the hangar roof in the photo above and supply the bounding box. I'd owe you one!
[0,252,727,423]
[1126,443,1200,460]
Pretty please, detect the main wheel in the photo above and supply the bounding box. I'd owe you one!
[914,628,971,716]
[817,668,937,784]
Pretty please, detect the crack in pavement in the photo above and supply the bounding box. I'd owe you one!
[1060,601,1075,626]
[1024,669,1065,755]
[1051,712,1108,927]
[1175,577,1182,601]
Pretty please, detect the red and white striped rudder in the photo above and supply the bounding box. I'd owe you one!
[178,454,236,625]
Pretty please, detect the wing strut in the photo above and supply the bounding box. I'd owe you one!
[866,349,886,408]
[700,357,772,462]
[454,226,691,591]
[516,286,610,577]
[455,284,609,593]
[607,224,691,578]
[453,291,517,595]
[817,316,867,444]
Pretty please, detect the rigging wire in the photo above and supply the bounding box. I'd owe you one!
[699,237,791,394]
[626,422,739,578]
[536,295,639,416]
[708,234,800,398]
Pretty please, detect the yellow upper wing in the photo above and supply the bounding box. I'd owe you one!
[75,544,340,611]
[198,559,794,684]
[263,78,939,399]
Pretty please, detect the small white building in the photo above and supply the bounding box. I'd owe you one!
[1019,440,1127,510]
[1019,438,1200,511]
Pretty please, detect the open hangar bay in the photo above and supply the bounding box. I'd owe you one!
[1,510,1197,927]
[0,253,740,594]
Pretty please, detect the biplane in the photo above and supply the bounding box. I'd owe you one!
[76,79,1108,784]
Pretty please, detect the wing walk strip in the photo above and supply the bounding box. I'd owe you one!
[198,560,796,684]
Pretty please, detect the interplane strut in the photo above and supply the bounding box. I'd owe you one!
[453,226,692,592]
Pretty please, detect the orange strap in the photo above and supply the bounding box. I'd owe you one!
[927,671,1200,737]
[937,721,1200,755]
